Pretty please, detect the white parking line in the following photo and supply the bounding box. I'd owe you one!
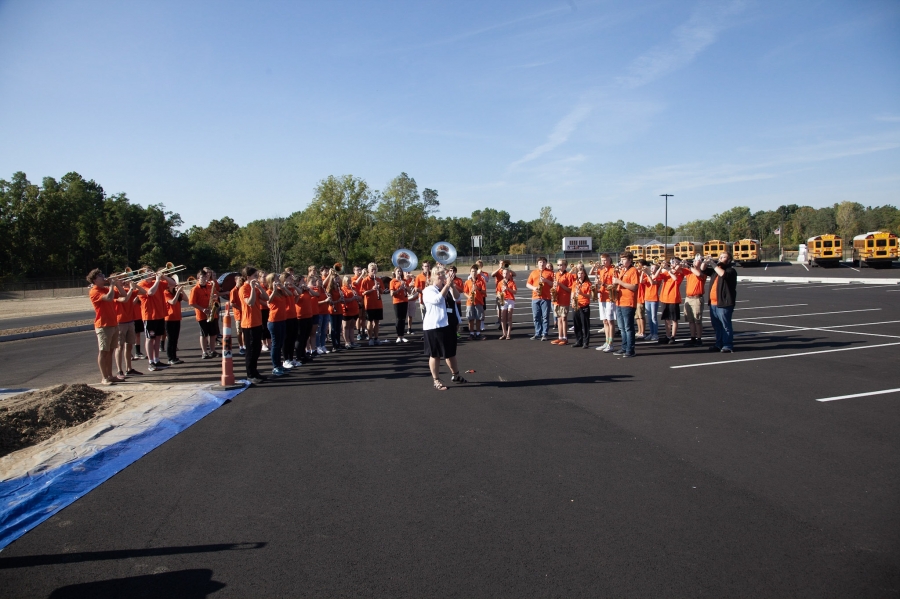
[735,319,900,337]
[816,388,900,402]
[732,308,880,321]
[736,319,900,340]
[733,304,807,311]
[670,342,900,368]
[840,263,861,273]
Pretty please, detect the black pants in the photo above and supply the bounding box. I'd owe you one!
[165,320,181,361]
[573,306,591,347]
[393,302,408,337]
[260,310,271,340]
[296,318,313,359]
[243,324,264,378]
[330,313,342,348]
[284,318,298,362]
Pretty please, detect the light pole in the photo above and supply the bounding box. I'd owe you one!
[660,194,673,254]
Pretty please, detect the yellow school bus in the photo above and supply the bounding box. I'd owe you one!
[645,243,674,264]
[806,234,842,266]
[703,240,729,256]
[624,244,646,260]
[852,231,899,267]
[733,239,761,265]
[674,241,703,260]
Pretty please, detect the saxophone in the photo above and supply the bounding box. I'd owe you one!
[550,273,558,303]
[571,281,578,309]
[606,267,620,303]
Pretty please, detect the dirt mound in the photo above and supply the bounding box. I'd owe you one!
[0,384,114,458]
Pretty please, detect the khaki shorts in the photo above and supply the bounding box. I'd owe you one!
[554,304,569,318]
[636,302,645,321]
[684,296,704,323]
[95,326,119,352]
[118,322,136,345]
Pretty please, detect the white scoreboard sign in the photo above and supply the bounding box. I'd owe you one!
[562,237,592,252]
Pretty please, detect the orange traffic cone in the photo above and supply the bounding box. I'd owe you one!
[213,302,244,390]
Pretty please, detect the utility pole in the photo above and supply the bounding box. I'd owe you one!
[660,194,673,254]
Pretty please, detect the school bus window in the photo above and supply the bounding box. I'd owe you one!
[823,241,832,248]
[741,245,748,251]
[876,239,887,247]
[868,240,874,247]
[890,239,897,246]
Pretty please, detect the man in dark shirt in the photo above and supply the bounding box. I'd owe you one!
[704,251,738,353]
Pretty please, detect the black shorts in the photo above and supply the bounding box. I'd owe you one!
[366,308,384,321]
[661,303,681,321]
[423,325,457,359]
[198,319,220,337]
[133,319,145,333]
[144,319,165,337]
[343,314,358,322]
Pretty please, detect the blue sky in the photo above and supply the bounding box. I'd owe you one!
[1,0,898,229]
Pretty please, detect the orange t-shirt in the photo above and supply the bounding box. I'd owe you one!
[90,286,118,328]
[413,273,429,299]
[131,296,143,322]
[501,279,517,301]
[527,268,553,300]
[229,287,242,321]
[327,286,341,315]
[189,283,214,322]
[575,281,593,308]
[659,269,685,304]
[553,271,576,306]
[389,279,409,304]
[238,283,263,328]
[493,271,504,293]
[615,267,640,308]
[341,286,360,317]
[359,275,384,309]
[267,293,290,322]
[644,273,660,302]
[685,271,706,297]
[597,267,615,302]
[710,278,719,306]
[464,278,487,307]
[453,277,465,300]
[138,278,169,321]
[165,288,183,321]
[115,290,135,324]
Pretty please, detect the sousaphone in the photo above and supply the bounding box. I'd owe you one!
[391,248,419,272]
[430,241,457,266]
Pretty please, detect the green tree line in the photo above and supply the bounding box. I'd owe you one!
[2,170,898,282]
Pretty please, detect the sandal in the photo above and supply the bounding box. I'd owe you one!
[433,379,448,391]
[450,372,467,384]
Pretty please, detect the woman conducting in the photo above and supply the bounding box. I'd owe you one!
[422,265,467,390]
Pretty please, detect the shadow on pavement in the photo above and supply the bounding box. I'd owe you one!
[0,542,266,569]
[48,569,226,599]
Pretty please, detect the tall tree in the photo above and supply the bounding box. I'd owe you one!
[307,175,376,265]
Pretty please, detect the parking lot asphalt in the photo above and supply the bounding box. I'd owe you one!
[1,282,898,597]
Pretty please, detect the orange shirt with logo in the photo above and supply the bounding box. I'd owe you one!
[90,286,118,328]
[359,275,383,309]
[389,279,408,304]
[685,271,706,297]
[138,278,169,321]
[527,268,553,300]
[238,283,263,328]
[553,271,576,306]
[615,267,640,308]
[464,278,487,306]
[189,283,214,322]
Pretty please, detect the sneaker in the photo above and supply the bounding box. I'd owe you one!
[126,368,143,376]
[249,377,265,385]
[596,344,606,351]
[282,360,294,369]
[378,339,389,345]
[147,363,158,372]
[272,367,286,377]
[603,345,615,353]
[720,347,733,353]
[261,346,269,353]
[168,359,184,365]
[368,339,375,346]
[401,337,408,343]
[209,351,220,358]
[550,339,561,345]
[291,360,302,367]
[239,347,246,355]
[396,337,403,343]
[154,361,169,369]
[694,339,703,346]
[317,347,326,354]
[635,334,645,340]
[613,349,625,356]
[540,336,548,341]
[649,335,659,342]
[356,334,363,341]
[708,345,722,352]
[623,353,635,358]
[116,371,125,378]
[530,335,540,340]
[202,353,212,359]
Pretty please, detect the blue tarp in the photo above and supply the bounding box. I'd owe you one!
[0,385,246,550]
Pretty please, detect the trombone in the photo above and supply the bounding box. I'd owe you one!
[111,262,185,283]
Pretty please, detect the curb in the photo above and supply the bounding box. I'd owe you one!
[738,276,900,285]
[0,324,95,342]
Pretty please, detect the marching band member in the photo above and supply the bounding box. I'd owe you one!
[475,260,489,332]
[404,270,417,334]
[138,266,177,372]
[295,273,318,363]
[163,279,186,364]
[684,256,708,346]
[498,268,517,340]
[611,252,639,357]
[657,258,686,344]
[131,292,145,360]
[490,261,505,330]
[463,265,487,340]
[704,251,738,353]
[413,261,432,333]
[449,265,465,337]
[422,265,465,390]
[188,270,220,360]
[114,279,141,378]
[551,259,575,345]
[359,262,386,345]
[352,265,367,341]
[229,275,245,355]
[341,274,360,349]
[526,257,554,341]
[280,271,300,368]
[88,269,126,385]
[594,254,617,352]
[323,267,344,352]
[643,261,660,342]
[315,266,331,354]
[257,270,271,352]
[571,267,592,348]
[389,267,410,343]
[239,266,268,384]
[265,273,290,376]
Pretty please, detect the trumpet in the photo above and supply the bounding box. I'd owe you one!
[333,262,343,274]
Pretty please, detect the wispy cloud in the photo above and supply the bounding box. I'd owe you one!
[509,1,745,170]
